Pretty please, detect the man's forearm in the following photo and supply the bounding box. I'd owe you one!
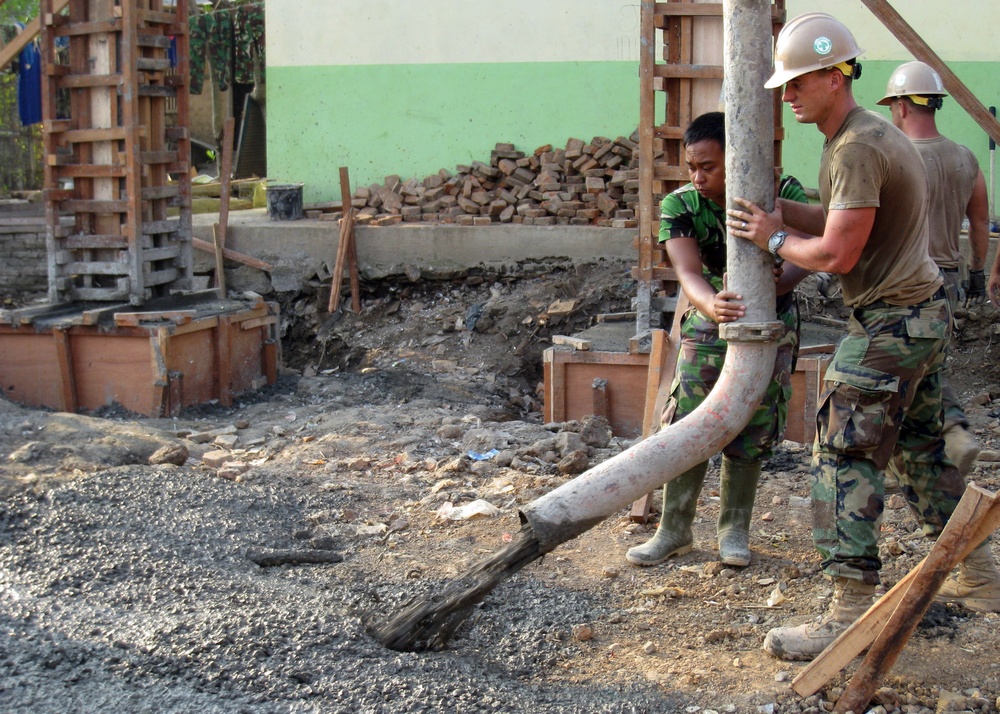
[778,198,825,236]
[968,225,988,271]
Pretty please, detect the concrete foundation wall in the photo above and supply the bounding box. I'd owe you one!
[0,223,48,296]
[191,210,999,298]
[192,210,638,293]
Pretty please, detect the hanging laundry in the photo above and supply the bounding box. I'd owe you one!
[187,3,264,95]
[17,30,43,126]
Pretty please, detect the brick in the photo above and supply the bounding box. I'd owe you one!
[565,137,585,159]
[201,450,231,468]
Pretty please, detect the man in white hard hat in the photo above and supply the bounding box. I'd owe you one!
[878,60,988,475]
[725,13,1000,661]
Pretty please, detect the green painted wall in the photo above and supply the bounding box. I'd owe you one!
[780,61,1000,191]
[268,61,640,203]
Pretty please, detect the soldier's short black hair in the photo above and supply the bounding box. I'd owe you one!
[683,111,725,150]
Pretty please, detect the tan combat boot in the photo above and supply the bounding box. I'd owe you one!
[944,424,980,475]
[626,462,708,566]
[762,577,875,661]
[936,542,1000,612]
[717,456,761,567]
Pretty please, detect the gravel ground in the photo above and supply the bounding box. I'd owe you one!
[3,264,1000,713]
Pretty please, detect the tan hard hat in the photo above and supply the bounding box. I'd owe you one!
[876,60,947,106]
[765,13,865,89]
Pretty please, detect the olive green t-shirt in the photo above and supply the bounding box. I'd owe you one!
[913,135,980,270]
[819,107,943,307]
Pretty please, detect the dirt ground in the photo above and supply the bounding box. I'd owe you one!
[2,258,1000,713]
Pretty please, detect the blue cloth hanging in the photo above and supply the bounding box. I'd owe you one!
[17,33,43,126]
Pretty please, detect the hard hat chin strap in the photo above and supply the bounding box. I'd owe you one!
[833,61,862,80]
[908,94,944,110]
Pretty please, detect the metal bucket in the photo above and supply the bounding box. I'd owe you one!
[265,182,304,221]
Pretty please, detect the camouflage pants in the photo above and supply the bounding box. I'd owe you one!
[939,269,967,429]
[812,296,967,584]
[660,304,797,463]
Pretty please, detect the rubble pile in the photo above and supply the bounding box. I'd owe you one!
[307,134,643,228]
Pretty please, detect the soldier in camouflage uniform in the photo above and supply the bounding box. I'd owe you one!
[877,61,988,476]
[626,111,811,570]
[728,13,1000,662]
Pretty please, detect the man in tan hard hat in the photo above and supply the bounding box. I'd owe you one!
[725,12,1000,661]
[878,60,988,475]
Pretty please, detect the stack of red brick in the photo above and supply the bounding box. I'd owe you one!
[308,133,641,228]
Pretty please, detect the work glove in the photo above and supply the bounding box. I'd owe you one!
[965,269,986,307]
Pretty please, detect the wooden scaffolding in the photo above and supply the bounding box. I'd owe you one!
[39,0,193,305]
[634,0,787,343]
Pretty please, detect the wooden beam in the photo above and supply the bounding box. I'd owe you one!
[793,483,1000,698]
[52,327,78,413]
[859,0,1000,146]
[834,484,1000,714]
[216,116,236,253]
[191,237,272,272]
[0,0,70,72]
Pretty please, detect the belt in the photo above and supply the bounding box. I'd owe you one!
[864,285,946,310]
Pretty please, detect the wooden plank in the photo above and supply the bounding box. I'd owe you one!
[61,199,129,214]
[136,57,172,72]
[216,315,233,407]
[653,2,722,17]
[142,218,181,235]
[49,162,127,178]
[138,84,176,98]
[591,378,609,419]
[141,185,180,201]
[150,328,170,418]
[60,234,129,250]
[52,17,121,36]
[834,485,1000,714]
[793,484,1000,698]
[653,63,724,80]
[62,260,128,275]
[631,327,670,522]
[140,150,178,165]
[240,315,278,331]
[114,310,195,327]
[55,74,124,88]
[52,327,78,413]
[859,0,1000,147]
[551,335,592,351]
[61,126,129,143]
[190,237,272,271]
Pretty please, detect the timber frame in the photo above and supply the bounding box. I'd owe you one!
[40,0,193,304]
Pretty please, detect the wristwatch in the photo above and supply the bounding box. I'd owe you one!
[767,230,788,257]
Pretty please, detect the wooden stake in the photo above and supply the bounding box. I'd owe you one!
[212,224,226,297]
[213,116,236,295]
[833,484,1000,714]
[328,166,356,313]
[793,483,1000,699]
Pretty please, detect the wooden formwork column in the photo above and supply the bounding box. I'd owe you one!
[40,0,193,305]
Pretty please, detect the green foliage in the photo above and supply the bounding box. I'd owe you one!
[0,0,40,25]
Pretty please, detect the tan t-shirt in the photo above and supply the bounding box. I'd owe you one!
[913,135,980,270]
[819,107,943,307]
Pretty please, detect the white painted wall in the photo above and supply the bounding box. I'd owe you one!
[269,0,645,67]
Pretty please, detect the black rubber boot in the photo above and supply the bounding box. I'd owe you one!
[626,462,708,567]
[717,456,761,567]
